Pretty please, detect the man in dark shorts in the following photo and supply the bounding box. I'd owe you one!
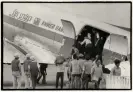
[70,54,82,89]
[29,56,40,89]
[11,53,22,89]
[55,54,66,89]
[81,55,93,89]
[37,63,48,84]
[23,54,32,89]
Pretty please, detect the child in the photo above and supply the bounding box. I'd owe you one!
[111,59,121,76]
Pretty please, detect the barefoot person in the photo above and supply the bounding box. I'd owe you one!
[37,63,48,84]
[23,54,32,89]
[81,55,93,89]
[29,56,40,89]
[11,53,22,89]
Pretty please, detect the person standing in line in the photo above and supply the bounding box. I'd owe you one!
[29,56,40,89]
[81,55,93,89]
[78,54,86,88]
[110,59,121,76]
[11,53,22,89]
[91,60,103,89]
[55,54,66,89]
[66,58,72,83]
[71,45,79,59]
[23,54,32,89]
[70,54,82,89]
[37,63,48,84]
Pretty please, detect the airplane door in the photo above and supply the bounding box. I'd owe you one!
[110,34,128,56]
[102,34,128,65]
[59,19,76,58]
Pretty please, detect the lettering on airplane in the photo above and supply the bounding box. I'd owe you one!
[9,9,64,33]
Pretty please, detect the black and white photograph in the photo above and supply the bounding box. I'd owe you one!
[2,2,131,90]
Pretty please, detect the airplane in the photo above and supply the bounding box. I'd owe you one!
[3,3,130,65]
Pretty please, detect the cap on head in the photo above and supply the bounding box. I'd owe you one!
[14,53,19,58]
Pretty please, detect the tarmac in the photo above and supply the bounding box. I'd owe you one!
[3,64,68,89]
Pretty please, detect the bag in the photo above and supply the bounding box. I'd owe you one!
[88,81,96,89]
[66,81,72,89]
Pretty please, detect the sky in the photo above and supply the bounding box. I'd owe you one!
[42,3,130,28]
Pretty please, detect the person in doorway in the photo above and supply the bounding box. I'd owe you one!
[91,28,96,47]
[81,55,93,89]
[80,33,93,56]
[55,54,66,89]
[29,56,40,89]
[80,33,92,46]
[11,53,22,89]
[110,59,121,76]
[91,59,103,89]
[95,32,100,45]
[23,54,32,89]
[95,37,104,64]
[37,63,48,84]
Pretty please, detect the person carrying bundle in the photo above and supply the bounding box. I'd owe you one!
[80,33,93,56]
[55,54,66,89]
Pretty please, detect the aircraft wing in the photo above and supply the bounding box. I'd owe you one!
[4,39,25,63]
[14,37,56,64]
[4,38,56,64]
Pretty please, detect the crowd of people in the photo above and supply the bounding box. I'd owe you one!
[54,31,122,89]
[11,49,123,89]
[11,53,48,89]
[10,31,125,89]
[55,53,122,89]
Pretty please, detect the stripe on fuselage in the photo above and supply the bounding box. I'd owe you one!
[3,15,63,43]
[3,15,75,58]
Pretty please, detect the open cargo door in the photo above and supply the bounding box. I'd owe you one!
[110,34,128,56]
[103,34,128,65]
[59,19,76,58]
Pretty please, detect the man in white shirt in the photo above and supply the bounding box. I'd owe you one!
[70,54,82,89]
[81,56,93,89]
[91,60,103,89]
[80,33,92,56]
[55,54,66,89]
[81,33,92,46]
